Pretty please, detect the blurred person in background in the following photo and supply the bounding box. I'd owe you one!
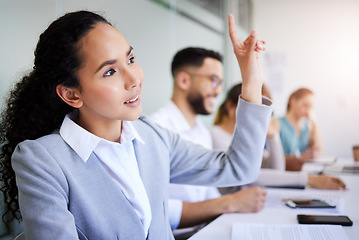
[211,83,345,191]
[151,47,267,240]
[275,88,323,171]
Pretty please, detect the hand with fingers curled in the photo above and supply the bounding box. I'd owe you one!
[308,174,346,190]
[228,14,266,105]
[222,186,267,213]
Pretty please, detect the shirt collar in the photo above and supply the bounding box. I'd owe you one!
[168,101,202,133]
[122,120,145,145]
[59,112,144,162]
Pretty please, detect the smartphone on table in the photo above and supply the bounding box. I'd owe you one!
[284,198,336,208]
[297,214,353,226]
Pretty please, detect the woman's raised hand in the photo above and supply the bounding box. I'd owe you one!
[228,14,266,105]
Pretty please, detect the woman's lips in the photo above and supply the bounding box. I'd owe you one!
[124,95,140,105]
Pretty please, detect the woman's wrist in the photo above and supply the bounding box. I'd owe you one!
[241,83,263,105]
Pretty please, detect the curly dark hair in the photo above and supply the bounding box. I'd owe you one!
[0,10,111,223]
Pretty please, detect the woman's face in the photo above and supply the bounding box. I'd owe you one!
[75,22,144,124]
[291,94,315,119]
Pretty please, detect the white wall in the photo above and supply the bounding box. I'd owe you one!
[0,0,224,119]
[251,0,359,158]
[2,0,356,158]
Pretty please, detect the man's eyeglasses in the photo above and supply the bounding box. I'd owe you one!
[187,73,223,89]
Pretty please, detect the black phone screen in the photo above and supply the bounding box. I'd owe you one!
[297,214,353,226]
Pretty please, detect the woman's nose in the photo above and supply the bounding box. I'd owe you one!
[123,68,140,90]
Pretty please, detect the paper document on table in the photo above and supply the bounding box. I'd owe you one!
[231,223,349,240]
[312,156,337,165]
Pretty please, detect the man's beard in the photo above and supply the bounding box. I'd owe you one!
[187,92,211,115]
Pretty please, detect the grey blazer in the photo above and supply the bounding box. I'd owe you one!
[12,98,272,240]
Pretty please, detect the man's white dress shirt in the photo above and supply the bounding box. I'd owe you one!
[150,101,221,229]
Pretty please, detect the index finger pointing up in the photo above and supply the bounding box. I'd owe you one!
[228,14,243,49]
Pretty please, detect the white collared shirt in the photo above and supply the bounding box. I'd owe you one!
[60,112,151,237]
[150,101,212,148]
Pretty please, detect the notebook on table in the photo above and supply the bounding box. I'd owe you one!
[323,164,359,174]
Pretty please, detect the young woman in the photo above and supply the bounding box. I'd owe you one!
[277,88,323,171]
[0,11,272,239]
[211,83,345,191]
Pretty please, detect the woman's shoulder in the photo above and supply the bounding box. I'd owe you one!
[19,130,62,145]
[277,116,293,129]
[270,117,280,125]
[210,125,232,151]
[209,125,222,133]
[13,131,74,169]
[133,115,178,145]
[210,125,229,138]
[277,116,287,123]
[37,130,66,145]
[135,115,169,135]
[17,131,69,154]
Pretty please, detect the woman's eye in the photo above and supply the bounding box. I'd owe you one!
[103,69,116,77]
[128,56,135,64]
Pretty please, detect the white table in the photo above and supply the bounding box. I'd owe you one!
[189,173,359,240]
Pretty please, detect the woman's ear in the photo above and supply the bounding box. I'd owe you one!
[56,85,83,108]
[175,71,191,91]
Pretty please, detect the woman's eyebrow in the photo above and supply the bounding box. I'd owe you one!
[95,59,117,73]
[95,46,133,74]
